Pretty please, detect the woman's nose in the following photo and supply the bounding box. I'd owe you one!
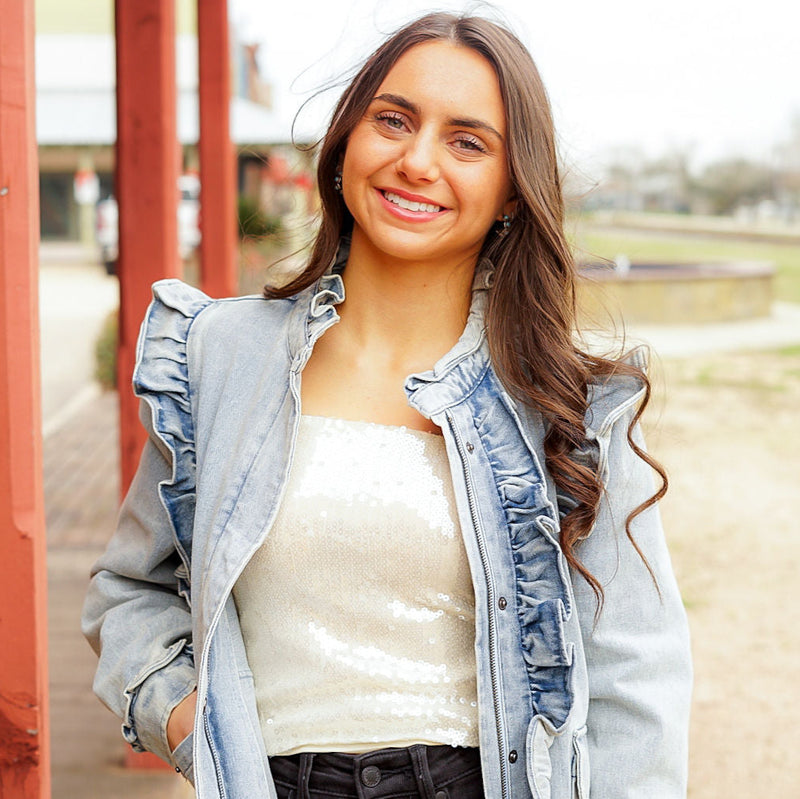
[395,131,440,183]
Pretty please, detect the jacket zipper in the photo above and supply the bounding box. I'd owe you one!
[446,410,509,799]
[203,709,227,799]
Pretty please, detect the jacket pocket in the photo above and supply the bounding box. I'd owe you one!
[572,726,590,799]
[526,716,555,799]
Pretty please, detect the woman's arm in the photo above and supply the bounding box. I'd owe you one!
[81,402,197,765]
[572,413,692,797]
[83,280,212,767]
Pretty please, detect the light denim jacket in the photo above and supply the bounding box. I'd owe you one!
[82,272,692,799]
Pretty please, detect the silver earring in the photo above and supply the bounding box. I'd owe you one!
[498,213,511,237]
[334,172,342,193]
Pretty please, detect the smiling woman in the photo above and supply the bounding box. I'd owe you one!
[82,12,692,799]
[341,42,513,278]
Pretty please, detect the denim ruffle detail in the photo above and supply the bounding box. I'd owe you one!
[132,279,213,565]
[511,515,574,730]
[309,272,345,318]
[477,380,574,733]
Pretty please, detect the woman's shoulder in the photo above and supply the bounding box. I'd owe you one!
[148,278,215,317]
[148,278,296,326]
[584,346,650,438]
[145,278,304,352]
[134,279,300,395]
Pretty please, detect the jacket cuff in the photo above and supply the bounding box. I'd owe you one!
[122,643,197,763]
[170,731,195,785]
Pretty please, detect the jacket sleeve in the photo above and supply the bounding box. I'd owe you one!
[81,280,211,765]
[571,402,693,798]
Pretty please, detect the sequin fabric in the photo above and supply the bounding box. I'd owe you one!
[233,415,479,757]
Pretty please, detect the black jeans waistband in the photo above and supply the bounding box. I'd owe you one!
[269,744,483,799]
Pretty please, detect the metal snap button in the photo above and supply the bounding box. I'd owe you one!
[498,596,507,610]
[466,442,475,453]
[361,765,382,787]
[508,749,518,763]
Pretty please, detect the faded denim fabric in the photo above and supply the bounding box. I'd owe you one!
[82,274,692,799]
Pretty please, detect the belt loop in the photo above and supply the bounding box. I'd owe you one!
[297,752,315,799]
[409,745,436,799]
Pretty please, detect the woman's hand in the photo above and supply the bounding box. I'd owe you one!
[167,689,197,751]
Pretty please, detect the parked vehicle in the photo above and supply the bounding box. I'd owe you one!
[95,194,118,274]
[96,175,201,275]
[177,174,201,259]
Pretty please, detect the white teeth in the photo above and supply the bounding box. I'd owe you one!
[384,191,441,213]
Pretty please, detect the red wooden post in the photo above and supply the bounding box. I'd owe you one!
[0,0,51,795]
[115,0,182,496]
[198,0,238,297]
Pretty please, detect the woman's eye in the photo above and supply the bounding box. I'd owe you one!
[375,112,407,131]
[453,135,487,153]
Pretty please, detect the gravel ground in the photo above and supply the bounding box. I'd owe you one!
[644,346,800,797]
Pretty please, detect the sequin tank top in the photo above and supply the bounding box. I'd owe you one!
[233,415,479,756]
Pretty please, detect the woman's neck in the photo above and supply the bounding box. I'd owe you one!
[337,231,476,373]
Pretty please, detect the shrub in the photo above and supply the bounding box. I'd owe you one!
[94,309,118,390]
[237,196,281,240]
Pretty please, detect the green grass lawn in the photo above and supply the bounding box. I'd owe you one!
[570,224,800,304]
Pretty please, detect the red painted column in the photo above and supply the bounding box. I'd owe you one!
[115,0,181,496]
[198,0,238,297]
[0,0,51,795]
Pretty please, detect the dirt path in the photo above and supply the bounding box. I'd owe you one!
[643,346,800,796]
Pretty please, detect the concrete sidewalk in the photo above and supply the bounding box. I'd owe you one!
[43,299,800,797]
[623,301,800,358]
[580,301,800,360]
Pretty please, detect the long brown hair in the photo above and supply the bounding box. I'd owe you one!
[266,12,666,608]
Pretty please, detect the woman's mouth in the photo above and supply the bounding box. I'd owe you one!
[381,191,442,213]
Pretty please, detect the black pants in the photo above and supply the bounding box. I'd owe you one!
[269,744,484,799]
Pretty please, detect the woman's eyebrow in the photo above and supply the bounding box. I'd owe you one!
[448,115,504,142]
[373,92,419,114]
[372,93,504,141]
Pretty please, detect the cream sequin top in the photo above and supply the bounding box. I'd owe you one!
[233,415,479,756]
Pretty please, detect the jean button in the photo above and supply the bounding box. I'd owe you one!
[435,792,448,799]
[361,765,381,787]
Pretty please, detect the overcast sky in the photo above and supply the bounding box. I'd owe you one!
[229,0,799,176]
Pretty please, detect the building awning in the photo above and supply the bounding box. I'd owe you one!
[36,88,293,147]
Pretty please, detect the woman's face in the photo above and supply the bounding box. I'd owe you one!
[341,41,514,271]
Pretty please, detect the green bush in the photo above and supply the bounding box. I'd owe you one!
[94,309,118,390]
[237,196,282,240]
